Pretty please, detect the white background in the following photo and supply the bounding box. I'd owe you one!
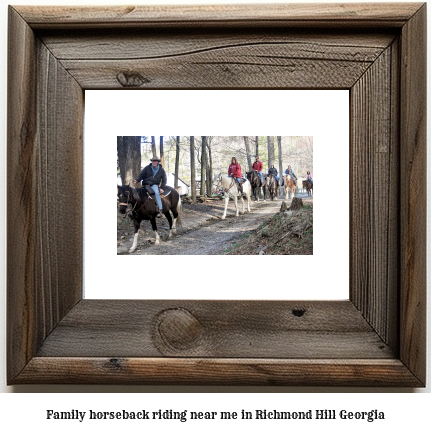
[84,90,349,300]
[0,0,429,423]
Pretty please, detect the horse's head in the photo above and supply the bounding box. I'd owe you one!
[117,185,131,214]
[213,173,222,187]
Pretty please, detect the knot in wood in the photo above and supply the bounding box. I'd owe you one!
[116,71,150,87]
[155,308,203,351]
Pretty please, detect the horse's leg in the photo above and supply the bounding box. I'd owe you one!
[129,219,141,253]
[240,196,245,214]
[165,212,174,239]
[149,217,160,245]
[234,196,239,216]
[171,197,181,234]
[221,196,229,219]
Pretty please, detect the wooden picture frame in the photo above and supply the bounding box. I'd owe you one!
[7,3,426,386]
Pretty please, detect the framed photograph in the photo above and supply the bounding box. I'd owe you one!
[86,90,348,301]
[7,3,426,386]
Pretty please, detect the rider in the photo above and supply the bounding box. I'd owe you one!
[252,156,264,184]
[268,165,279,185]
[133,156,167,218]
[306,170,313,186]
[284,165,297,186]
[228,157,243,194]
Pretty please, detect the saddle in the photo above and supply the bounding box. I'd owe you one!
[144,184,172,198]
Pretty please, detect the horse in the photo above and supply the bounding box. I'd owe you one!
[217,175,252,219]
[261,174,270,200]
[279,175,285,196]
[246,170,263,201]
[284,174,297,199]
[266,174,279,201]
[303,179,313,196]
[117,185,181,252]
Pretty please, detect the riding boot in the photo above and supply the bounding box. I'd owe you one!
[238,183,244,195]
[156,206,163,218]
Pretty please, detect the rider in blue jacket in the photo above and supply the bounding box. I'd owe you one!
[284,165,297,186]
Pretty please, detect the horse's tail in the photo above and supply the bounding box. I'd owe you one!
[175,194,182,227]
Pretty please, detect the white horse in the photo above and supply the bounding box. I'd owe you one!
[217,175,252,219]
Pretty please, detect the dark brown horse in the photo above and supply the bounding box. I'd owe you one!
[302,179,313,196]
[261,174,269,200]
[117,185,181,252]
[246,170,263,201]
[266,174,279,201]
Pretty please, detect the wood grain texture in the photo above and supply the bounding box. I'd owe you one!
[7,3,426,386]
[35,40,84,335]
[15,3,423,29]
[7,6,38,381]
[41,31,395,89]
[36,300,393,359]
[399,3,427,385]
[350,44,398,347]
[41,31,395,60]
[15,358,423,386]
[7,6,83,383]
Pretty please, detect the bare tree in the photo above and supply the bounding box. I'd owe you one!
[243,136,252,171]
[255,136,259,157]
[160,136,164,166]
[206,137,213,196]
[190,136,197,203]
[277,136,283,176]
[200,136,207,196]
[174,136,180,189]
[117,136,141,186]
[267,136,275,169]
[151,136,157,158]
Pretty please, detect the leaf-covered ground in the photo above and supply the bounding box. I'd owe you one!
[224,202,313,255]
[117,195,313,255]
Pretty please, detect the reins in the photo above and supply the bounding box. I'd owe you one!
[119,191,140,218]
[224,177,237,194]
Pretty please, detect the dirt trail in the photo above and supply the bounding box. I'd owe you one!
[118,197,298,255]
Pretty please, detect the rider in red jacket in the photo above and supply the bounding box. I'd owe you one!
[252,156,264,184]
[228,157,243,194]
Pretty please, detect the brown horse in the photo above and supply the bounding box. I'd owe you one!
[266,174,279,201]
[246,170,263,201]
[303,179,313,196]
[284,174,296,199]
[261,174,269,201]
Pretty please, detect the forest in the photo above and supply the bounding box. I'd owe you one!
[117,135,313,255]
[117,136,313,201]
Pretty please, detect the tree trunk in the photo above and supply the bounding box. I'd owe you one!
[243,136,252,171]
[255,136,259,158]
[151,136,157,158]
[190,136,197,204]
[200,136,207,196]
[117,136,141,186]
[267,136,275,169]
[206,139,213,196]
[160,136,164,167]
[277,136,283,176]
[174,136,180,189]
